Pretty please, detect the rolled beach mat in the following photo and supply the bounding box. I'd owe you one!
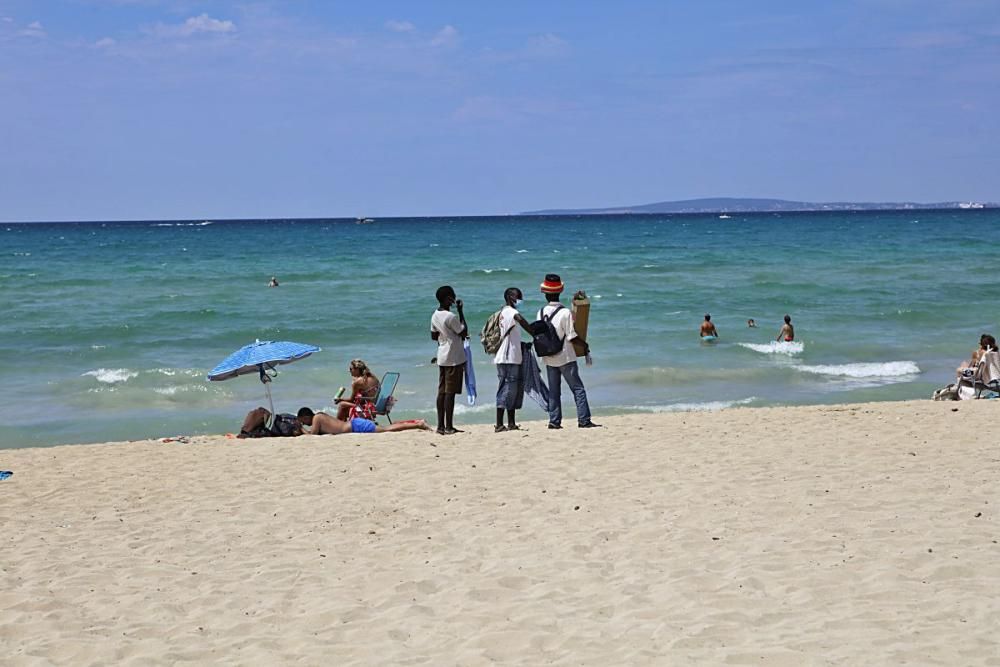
[572,290,590,357]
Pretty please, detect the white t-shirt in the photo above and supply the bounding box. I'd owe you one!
[537,302,577,367]
[493,305,523,365]
[431,309,466,367]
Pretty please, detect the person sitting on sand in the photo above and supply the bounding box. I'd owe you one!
[700,313,719,339]
[776,314,794,342]
[957,334,995,372]
[296,407,431,435]
[747,318,756,328]
[334,359,380,421]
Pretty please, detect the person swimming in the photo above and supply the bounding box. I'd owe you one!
[268,276,279,288]
[776,314,794,342]
[747,318,756,328]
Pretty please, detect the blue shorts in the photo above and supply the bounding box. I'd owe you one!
[350,417,377,434]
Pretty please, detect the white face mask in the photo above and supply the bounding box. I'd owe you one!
[514,299,524,309]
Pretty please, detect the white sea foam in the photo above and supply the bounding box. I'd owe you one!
[738,341,804,356]
[473,268,511,274]
[792,361,920,378]
[621,397,756,413]
[83,368,138,383]
[516,249,528,253]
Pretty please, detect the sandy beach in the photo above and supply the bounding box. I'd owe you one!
[2,400,998,665]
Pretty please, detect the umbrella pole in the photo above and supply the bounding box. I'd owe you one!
[260,364,275,428]
[265,382,275,428]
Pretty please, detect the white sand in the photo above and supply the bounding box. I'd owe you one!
[2,400,998,665]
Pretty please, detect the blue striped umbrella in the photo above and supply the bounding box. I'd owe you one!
[208,340,321,421]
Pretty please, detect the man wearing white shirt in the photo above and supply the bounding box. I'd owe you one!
[493,287,533,432]
[430,285,467,435]
[537,274,600,430]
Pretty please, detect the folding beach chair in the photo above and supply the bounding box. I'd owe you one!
[972,350,1000,398]
[373,372,400,423]
[956,349,1000,399]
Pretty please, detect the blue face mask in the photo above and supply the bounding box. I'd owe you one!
[514,299,524,309]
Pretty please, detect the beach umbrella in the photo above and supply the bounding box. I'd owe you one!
[207,340,321,421]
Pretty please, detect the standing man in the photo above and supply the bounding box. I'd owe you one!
[700,313,719,339]
[493,287,533,432]
[537,274,600,429]
[777,314,795,342]
[431,285,467,435]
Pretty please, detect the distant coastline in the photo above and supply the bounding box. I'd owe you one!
[522,197,996,216]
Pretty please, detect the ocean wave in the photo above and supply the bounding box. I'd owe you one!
[738,341,804,356]
[82,368,138,384]
[792,361,920,378]
[619,397,756,413]
[153,385,209,396]
[470,268,511,274]
[516,249,528,253]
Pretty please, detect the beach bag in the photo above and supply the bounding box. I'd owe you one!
[932,384,959,401]
[270,413,303,437]
[529,304,565,358]
[480,308,513,354]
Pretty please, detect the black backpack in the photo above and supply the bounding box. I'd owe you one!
[270,413,303,437]
[529,304,565,357]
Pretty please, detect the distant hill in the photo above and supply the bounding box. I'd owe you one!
[523,197,994,215]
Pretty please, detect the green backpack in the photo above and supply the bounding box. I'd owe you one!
[480,308,513,354]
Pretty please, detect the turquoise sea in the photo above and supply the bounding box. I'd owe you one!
[2,211,998,448]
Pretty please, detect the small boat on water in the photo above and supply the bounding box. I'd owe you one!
[355,217,375,225]
[718,214,732,219]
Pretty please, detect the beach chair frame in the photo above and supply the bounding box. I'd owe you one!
[373,372,400,423]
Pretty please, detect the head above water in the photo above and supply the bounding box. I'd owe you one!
[704,313,711,321]
[784,314,792,324]
[435,285,456,307]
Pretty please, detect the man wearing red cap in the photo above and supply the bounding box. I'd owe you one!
[537,273,600,429]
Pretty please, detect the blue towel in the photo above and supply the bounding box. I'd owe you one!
[463,339,477,405]
[521,344,550,410]
[0,471,12,481]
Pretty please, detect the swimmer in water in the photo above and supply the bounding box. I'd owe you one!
[776,314,794,342]
[747,318,756,328]
[700,313,719,339]
[268,276,279,288]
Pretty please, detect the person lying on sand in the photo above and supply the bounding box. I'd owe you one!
[296,407,431,435]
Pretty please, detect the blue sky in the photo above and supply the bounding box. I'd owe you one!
[1,1,998,221]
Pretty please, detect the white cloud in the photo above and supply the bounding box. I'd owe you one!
[152,13,236,38]
[95,37,117,48]
[430,25,458,47]
[19,20,46,38]
[2,16,14,23]
[385,20,415,33]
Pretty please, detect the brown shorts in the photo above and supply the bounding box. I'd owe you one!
[438,363,465,395]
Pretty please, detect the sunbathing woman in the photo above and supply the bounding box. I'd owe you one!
[335,359,381,421]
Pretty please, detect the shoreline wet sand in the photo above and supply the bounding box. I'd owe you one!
[2,400,998,664]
